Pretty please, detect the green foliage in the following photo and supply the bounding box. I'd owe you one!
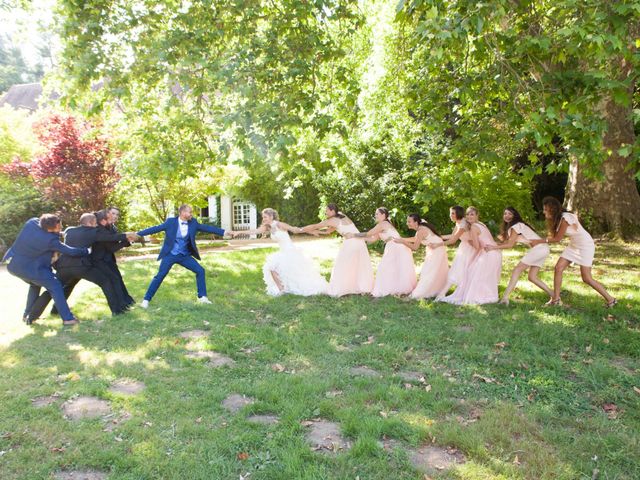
[0,176,50,251]
[395,0,640,176]
[0,106,37,164]
[0,107,45,249]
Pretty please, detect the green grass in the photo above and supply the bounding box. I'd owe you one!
[0,239,639,479]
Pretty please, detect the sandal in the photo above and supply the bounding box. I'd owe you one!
[543,298,562,307]
[605,298,617,308]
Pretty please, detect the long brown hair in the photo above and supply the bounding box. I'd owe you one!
[542,197,567,233]
[500,206,536,241]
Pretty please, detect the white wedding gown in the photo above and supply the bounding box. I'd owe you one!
[262,222,329,296]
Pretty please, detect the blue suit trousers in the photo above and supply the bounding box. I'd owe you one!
[8,265,75,321]
[144,254,207,301]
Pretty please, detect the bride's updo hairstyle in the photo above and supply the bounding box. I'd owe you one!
[261,208,279,222]
[326,203,345,219]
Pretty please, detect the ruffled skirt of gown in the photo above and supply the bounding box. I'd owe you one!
[263,247,328,297]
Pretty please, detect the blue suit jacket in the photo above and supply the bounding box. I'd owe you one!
[3,218,89,279]
[137,217,225,261]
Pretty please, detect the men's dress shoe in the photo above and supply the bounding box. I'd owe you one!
[63,318,79,326]
[23,315,34,325]
[140,300,149,309]
[197,296,213,305]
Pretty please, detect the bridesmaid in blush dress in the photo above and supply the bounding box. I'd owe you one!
[300,203,374,297]
[393,214,449,299]
[485,207,552,305]
[435,206,476,299]
[440,206,502,305]
[345,207,416,297]
[529,197,616,307]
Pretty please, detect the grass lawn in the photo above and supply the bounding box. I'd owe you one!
[0,238,639,479]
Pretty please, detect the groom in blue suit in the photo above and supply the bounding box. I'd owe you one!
[137,204,225,308]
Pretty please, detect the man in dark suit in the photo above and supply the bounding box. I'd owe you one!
[137,204,225,308]
[92,209,136,307]
[2,214,89,325]
[52,207,136,313]
[27,213,138,320]
[106,206,136,305]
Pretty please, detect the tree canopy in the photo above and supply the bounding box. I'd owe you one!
[9,0,637,236]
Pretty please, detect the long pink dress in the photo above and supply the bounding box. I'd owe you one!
[327,222,374,297]
[559,213,595,267]
[441,222,502,305]
[411,229,449,299]
[446,223,475,286]
[372,228,417,297]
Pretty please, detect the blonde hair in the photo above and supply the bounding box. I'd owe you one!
[261,208,279,221]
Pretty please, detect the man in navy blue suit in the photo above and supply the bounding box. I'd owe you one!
[137,204,226,308]
[3,214,90,325]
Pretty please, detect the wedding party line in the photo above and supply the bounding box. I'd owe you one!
[2,197,617,326]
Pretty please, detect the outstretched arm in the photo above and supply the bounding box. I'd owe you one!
[197,223,225,237]
[442,226,465,246]
[345,221,386,240]
[48,237,89,257]
[486,229,518,251]
[137,221,168,237]
[312,226,336,235]
[229,225,268,237]
[275,222,303,234]
[395,228,427,251]
[300,218,337,233]
[530,220,569,246]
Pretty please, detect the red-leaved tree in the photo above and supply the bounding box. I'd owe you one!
[3,113,119,222]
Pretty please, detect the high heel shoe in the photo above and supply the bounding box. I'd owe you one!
[605,298,617,308]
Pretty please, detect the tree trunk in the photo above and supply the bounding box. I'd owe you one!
[565,56,640,238]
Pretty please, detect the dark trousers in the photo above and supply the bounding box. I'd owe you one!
[29,264,127,320]
[50,260,133,316]
[144,254,206,301]
[102,259,135,306]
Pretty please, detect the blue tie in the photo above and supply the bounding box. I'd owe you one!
[181,222,188,225]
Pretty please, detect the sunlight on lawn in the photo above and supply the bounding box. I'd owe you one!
[68,340,172,370]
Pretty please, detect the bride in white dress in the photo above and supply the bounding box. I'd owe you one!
[229,208,328,296]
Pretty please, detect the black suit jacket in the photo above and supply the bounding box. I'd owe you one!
[92,225,128,264]
[58,225,127,268]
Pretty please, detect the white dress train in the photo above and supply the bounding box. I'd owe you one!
[262,221,329,296]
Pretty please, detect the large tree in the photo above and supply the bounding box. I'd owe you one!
[396,0,640,237]
[54,0,364,201]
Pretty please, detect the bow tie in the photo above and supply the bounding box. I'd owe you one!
[181,222,189,225]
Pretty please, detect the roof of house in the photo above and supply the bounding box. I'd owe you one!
[0,83,60,111]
